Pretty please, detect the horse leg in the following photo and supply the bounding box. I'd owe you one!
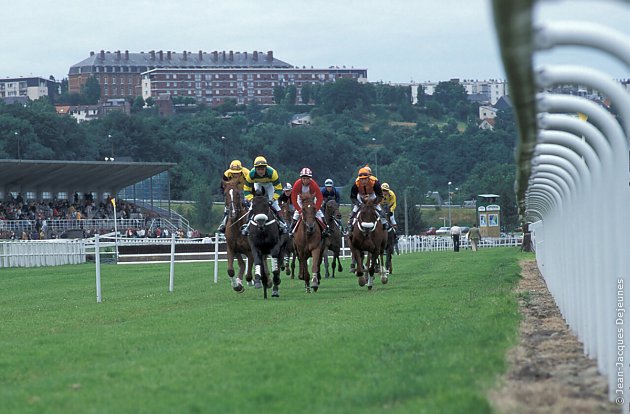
[252,249,263,289]
[271,256,280,297]
[323,254,330,279]
[227,249,244,293]
[352,249,366,286]
[311,250,321,293]
[290,254,296,280]
[381,251,389,284]
[245,252,254,284]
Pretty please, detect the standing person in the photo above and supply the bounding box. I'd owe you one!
[290,167,328,235]
[450,223,462,252]
[217,159,250,233]
[381,183,397,230]
[468,224,482,251]
[242,156,288,235]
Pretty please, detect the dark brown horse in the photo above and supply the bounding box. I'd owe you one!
[321,199,343,278]
[292,193,323,293]
[223,181,253,292]
[246,193,283,299]
[349,198,388,289]
[278,200,296,278]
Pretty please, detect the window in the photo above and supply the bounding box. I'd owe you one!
[58,192,68,200]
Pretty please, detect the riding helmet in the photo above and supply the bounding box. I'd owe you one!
[325,179,334,187]
[358,167,370,178]
[254,156,267,167]
[283,183,293,191]
[381,182,390,191]
[229,160,242,172]
[300,167,313,177]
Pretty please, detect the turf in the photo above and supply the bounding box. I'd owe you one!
[0,248,523,414]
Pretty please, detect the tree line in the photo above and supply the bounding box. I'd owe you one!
[0,78,518,232]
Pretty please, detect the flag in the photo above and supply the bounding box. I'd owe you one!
[111,198,116,208]
[577,112,588,122]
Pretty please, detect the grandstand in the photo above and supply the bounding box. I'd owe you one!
[0,159,190,239]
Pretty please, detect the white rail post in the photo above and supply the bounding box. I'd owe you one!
[213,233,219,284]
[169,233,175,292]
[95,234,102,303]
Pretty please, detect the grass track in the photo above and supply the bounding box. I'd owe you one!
[1,248,526,414]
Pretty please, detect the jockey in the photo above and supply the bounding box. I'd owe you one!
[217,159,250,233]
[241,155,288,235]
[320,178,343,231]
[381,182,397,229]
[290,167,329,236]
[320,178,340,205]
[347,166,389,230]
[278,182,294,207]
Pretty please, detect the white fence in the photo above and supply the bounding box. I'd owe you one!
[0,234,522,269]
[493,0,630,409]
[0,239,86,268]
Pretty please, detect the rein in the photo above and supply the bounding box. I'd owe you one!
[356,210,378,233]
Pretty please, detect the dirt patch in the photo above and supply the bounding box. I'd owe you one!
[489,259,619,414]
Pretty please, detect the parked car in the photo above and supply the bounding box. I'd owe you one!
[435,226,451,236]
[421,227,436,236]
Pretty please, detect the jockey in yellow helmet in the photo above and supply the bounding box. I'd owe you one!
[241,156,288,234]
[217,160,250,233]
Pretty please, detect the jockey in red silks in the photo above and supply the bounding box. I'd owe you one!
[290,167,330,236]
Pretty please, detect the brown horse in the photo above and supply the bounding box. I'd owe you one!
[321,198,343,278]
[278,201,296,278]
[349,198,388,289]
[223,181,253,292]
[292,193,324,293]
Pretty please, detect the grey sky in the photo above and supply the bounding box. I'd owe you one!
[2,0,627,83]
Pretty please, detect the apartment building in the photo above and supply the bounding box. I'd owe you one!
[0,77,59,101]
[141,66,367,106]
[69,49,367,105]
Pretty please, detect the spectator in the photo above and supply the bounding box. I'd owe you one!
[450,223,462,252]
[468,224,482,251]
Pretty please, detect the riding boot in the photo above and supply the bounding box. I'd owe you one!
[346,211,356,234]
[241,212,252,236]
[217,212,228,233]
[274,210,288,234]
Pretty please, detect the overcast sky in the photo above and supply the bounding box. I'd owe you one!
[1,0,627,83]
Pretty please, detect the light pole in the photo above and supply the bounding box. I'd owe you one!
[221,136,227,167]
[448,181,452,227]
[371,137,379,177]
[14,131,20,160]
[108,134,114,159]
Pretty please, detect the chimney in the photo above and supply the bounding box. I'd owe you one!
[150,50,155,60]
[222,50,226,62]
[229,50,233,62]
[198,50,203,61]
[125,50,129,60]
[267,50,273,62]
[212,51,218,62]
[253,51,258,62]
[167,51,171,60]
[90,51,95,56]
[100,50,105,60]
[183,50,187,61]
[116,50,121,60]
[243,51,247,61]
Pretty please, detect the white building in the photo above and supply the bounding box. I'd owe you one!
[0,77,58,101]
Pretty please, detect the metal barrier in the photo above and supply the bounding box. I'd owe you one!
[493,0,629,408]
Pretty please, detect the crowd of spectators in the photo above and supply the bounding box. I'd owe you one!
[0,193,192,240]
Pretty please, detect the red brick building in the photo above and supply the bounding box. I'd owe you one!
[68,50,367,106]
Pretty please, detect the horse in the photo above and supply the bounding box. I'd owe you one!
[222,181,254,292]
[278,200,296,278]
[349,198,389,290]
[383,204,397,275]
[292,193,324,293]
[246,193,283,299]
[321,198,343,278]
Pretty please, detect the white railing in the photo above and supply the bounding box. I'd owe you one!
[493,0,630,408]
[0,239,86,268]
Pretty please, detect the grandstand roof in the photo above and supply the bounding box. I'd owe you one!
[0,160,175,197]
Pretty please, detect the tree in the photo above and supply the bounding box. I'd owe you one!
[319,78,373,114]
[273,85,285,105]
[82,76,101,104]
[132,96,145,113]
[433,80,467,111]
[300,83,312,104]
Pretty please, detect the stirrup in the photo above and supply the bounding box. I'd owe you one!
[217,224,226,233]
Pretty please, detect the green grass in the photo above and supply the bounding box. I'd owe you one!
[1,248,524,414]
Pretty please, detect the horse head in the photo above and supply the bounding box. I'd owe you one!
[300,193,317,235]
[356,198,379,234]
[325,199,341,222]
[250,195,274,231]
[224,181,245,219]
